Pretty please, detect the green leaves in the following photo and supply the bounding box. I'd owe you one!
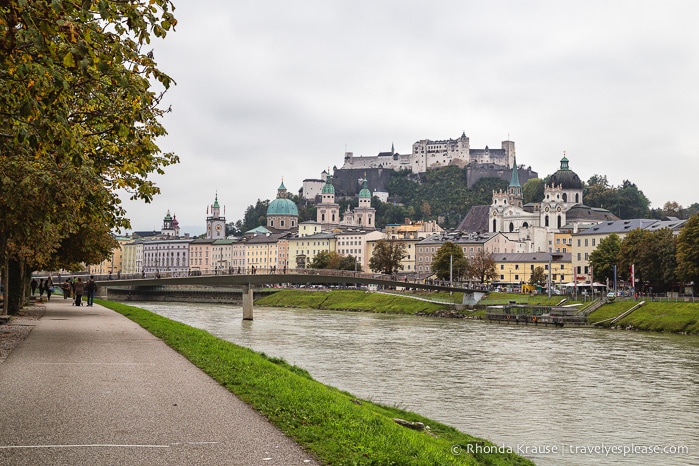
[0,0,178,276]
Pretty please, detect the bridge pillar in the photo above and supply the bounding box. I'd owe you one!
[242,286,254,320]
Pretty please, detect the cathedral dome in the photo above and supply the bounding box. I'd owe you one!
[267,198,298,216]
[549,156,583,190]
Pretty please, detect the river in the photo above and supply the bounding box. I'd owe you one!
[132,301,698,465]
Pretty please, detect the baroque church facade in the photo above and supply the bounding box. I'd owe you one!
[489,156,617,252]
[316,172,376,230]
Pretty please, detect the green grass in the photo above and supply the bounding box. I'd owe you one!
[588,300,699,334]
[98,299,532,466]
[255,289,456,315]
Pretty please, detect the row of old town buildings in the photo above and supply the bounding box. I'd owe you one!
[88,133,688,290]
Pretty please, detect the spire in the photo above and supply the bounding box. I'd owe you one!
[509,156,521,188]
[213,192,220,208]
[391,142,395,154]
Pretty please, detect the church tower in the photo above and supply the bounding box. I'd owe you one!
[353,175,376,229]
[507,156,523,208]
[206,193,226,239]
[162,210,180,237]
[339,175,376,229]
[317,171,340,229]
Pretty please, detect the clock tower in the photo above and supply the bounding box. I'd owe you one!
[206,193,226,239]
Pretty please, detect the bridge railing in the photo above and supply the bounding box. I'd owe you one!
[92,267,486,292]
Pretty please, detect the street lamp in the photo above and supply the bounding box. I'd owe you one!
[547,248,552,299]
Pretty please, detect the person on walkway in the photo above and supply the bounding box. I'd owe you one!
[86,276,97,306]
[73,277,85,306]
[45,276,53,301]
[30,278,38,296]
[38,279,45,298]
[62,279,71,299]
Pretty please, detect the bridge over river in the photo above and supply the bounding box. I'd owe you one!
[94,269,485,320]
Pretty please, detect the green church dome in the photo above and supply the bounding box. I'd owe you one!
[267,197,299,216]
[321,173,335,194]
[358,177,371,198]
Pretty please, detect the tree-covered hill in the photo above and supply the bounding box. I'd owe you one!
[231,166,698,234]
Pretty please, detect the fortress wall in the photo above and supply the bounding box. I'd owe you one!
[332,168,394,197]
[466,164,538,188]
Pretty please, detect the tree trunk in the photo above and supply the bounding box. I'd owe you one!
[7,258,23,314]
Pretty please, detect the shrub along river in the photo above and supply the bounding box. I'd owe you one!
[133,302,698,465]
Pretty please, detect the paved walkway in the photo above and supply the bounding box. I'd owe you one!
[0,299,318,465]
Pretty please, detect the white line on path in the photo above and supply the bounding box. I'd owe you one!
[0,442,219,449]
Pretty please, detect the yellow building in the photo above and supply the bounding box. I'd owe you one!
[88,236,132,277]
[246,232,283,272]
[287,232,337,269]
[492,252,572,290]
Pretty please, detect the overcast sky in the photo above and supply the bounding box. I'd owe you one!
[120,0,699,235]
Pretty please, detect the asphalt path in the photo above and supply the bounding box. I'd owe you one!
[0,299,318,465]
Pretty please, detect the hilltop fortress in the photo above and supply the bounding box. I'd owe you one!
[341,131,515,173]
[321,132,536,197]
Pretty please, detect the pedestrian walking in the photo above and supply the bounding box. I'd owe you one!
[62,279,71,299]
[45,276,53,301]
[86,276,97,306]
[73,277,85,306]
[30,278,38,296]
[38,279,45,298]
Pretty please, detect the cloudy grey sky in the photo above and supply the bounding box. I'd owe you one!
[120,0,699,235]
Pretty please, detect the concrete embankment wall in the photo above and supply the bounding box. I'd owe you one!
[106,288,278,304]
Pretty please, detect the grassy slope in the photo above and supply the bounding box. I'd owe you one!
[588,300,699,334]
[258,290,699,335]
[255,289,455,315]
[99,299,532,466]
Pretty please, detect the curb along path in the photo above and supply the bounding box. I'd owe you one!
[0,299,317,465]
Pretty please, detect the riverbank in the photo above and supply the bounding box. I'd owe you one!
[99,299,532,465]
[255,289,699,335]
[588,300,699,334]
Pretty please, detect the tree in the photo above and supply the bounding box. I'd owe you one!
[369,240,406,275]
[584,175,612,207]
[1,1,179,313]
[662,201,683,218]
[676,213,699,287]
[618,228,676,293]
[529,266,547,286]
[589,233,622,285]
[617,181,651,219]
[338,255,361,272]
[468,249,497,284]
[309,251,341,270]
[430,242,469,281]
[522,178,544,204]
[240,200,269,233]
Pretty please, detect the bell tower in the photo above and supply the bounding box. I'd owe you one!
[206,193,226,239]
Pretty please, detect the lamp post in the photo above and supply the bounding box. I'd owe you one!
[449,254,453,296]
[547,248,552,299]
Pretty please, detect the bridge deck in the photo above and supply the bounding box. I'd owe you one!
[95,269,483,294]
